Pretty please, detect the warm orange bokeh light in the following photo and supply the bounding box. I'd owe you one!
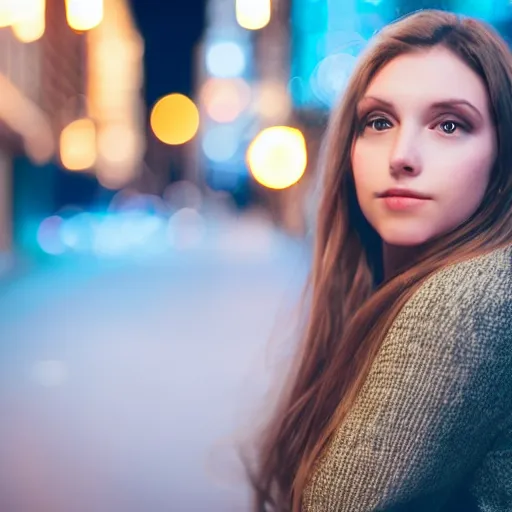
[60,118,97,171]
[150,94,200,145]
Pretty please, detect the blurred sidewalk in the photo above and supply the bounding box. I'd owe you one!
[0,212,309,511]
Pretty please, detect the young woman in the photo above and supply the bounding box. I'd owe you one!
[251,9,512,512]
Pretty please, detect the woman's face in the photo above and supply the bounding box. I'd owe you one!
[351,46,497,247]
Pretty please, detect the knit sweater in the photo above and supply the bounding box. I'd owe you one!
[302,245,512,512]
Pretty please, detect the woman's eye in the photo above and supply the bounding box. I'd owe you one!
[439,120,465,134]
[367,117,392,131]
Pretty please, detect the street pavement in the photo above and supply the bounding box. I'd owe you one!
[0,215,309,512]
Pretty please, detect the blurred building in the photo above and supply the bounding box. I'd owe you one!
[0,0,145,254]
[0,13,54,252]
[191,0,256,207]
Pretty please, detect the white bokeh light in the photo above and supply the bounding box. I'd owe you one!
[311,53,358,107]
[37,216,66,255]
[206,42,246,78]
[202,126,239,162]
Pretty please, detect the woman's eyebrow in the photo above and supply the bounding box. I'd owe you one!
[429,99,483,121]
[356,96,394,115]
[357,95,483,121]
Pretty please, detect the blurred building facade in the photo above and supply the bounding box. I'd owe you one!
[0,0,145,254]
[0,14,55,252]
[191,0,257,207]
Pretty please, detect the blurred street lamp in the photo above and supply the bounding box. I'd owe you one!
[85,0,145,189]
[65,0,103,31]
[96,123,142,189]
[247,126,307,190]
[236,0,271,30]
[150,93,200,145]
[60,118,97,171]
[0,0,17,27]
[12,0,46,42]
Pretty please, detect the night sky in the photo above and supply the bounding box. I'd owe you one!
[129,0,207,108]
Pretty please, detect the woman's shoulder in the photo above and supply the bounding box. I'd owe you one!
[409,243,512,314]
[389,244,512,362]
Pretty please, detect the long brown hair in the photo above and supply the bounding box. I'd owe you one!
[249,9,512,512]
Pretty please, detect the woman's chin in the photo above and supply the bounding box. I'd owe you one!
[379,229,432,247]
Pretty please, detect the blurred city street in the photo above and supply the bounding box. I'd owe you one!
[0,212,309,511]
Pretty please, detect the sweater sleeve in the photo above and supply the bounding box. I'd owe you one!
[468,411,512,511]
[302,261,512,512]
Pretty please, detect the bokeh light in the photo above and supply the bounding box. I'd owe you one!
[150,94,200,145]
[65,0,103,31]
[254,80,292,122]
[164,181,203,211]
[202,126,239,162]
[311,53,358,107]
[206,42,246,78]
[92,212,167,258]
[168,208,205,250]
[247,126,307,190]
[60,212,97,252]
[108,192,168,217]
[0,1,17,27]
[37,216,66,255]
[96,123,142,189]
[11,0,46,42]
[200,78,251,123]
[236,0,271,30]
[59,118,97,171]
[97,123,139,166]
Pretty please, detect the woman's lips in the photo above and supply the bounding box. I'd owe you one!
[380,196,431,211]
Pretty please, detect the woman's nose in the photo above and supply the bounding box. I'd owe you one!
[389,129,422,177]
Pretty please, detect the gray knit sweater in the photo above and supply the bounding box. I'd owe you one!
[302,245,512,512]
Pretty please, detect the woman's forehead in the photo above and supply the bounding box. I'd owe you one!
[363,47,490,114]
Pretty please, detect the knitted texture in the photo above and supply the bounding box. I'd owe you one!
[302,245,512,512]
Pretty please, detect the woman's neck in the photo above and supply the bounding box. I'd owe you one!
[382,242,425,281]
